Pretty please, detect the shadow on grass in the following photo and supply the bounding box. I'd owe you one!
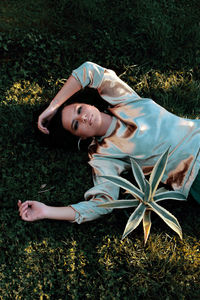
[1,202,199,298]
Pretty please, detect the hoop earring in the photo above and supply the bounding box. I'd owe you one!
[78,136,94,151]
[77,137,82,151]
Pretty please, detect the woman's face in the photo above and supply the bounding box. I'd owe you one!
[62,103,103,138]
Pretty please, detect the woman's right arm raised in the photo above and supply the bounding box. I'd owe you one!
[38,61,107,134]
[38,75,81,134]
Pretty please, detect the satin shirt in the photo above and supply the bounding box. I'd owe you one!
[70,62,200,224]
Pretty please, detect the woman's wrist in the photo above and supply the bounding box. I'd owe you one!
[49,76,82,110]
[42,204,50,219]
[49,99,60,110]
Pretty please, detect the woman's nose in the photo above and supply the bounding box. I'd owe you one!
[78,114,87,123]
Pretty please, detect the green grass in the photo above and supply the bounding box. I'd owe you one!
[0,0,200,299]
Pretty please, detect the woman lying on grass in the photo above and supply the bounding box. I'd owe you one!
[18,62,200,223]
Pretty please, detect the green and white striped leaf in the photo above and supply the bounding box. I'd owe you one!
[148,201,182,239]
[122,203,146,240]
[149,148,170,197]
[154,191,186,202]
[100,175,144,201]
[98,199,140,209]
[144,179,151,203]
[143,210,152,245]
[130,158,146,192]
[155,187,168,194]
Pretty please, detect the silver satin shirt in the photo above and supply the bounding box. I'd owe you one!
[70,62,200,224]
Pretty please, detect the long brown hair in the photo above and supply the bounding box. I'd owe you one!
[35,87,110,151]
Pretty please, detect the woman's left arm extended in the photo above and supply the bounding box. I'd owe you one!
[18,200,76,222]
[18,156,127,223]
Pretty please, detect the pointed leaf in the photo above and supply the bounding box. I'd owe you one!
[154,191,186,202]
[130,158,146,192]
[143,210,152,245]
[148,201,182,239]
[149,148,170,197]
[98,199,140,209]
[124,190,142,202]
[155,187,168,194]
[144,179,151,203]
[122,203,146,240]
[100,175,144,200]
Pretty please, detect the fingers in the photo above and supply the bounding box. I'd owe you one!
[20,202,29,215]
[18,201,28,219]
[37,120,50,135]
[18,200,33,222]
[37,111,52,135]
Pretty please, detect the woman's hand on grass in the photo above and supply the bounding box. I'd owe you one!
[18,200,76,222]
[18,200,47,222]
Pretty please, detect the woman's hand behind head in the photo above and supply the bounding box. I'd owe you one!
[37,105,58,134]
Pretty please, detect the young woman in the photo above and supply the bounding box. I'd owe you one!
[18,62,200,223]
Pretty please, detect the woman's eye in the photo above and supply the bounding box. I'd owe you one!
[77,106,82,114]
[74,120,79,131]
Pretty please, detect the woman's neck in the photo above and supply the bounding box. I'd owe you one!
[98,112,113,137]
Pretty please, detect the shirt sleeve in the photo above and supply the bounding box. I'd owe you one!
[72,61,141,105]
[72,61,105,89]
[70,156,128,224]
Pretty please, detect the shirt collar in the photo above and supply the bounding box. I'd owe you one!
[96,116,117,142]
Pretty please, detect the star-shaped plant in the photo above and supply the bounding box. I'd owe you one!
[98,148,186,244]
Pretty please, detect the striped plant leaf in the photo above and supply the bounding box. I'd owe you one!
[148,201,182,239]
[143,210,152,245]
[100,175,144,200]
[154,191,186,202]
[130,158,146,192]
[100,150,184,244]
[122,203,146,240]
[98,199,140,209]
[144,179,151,203]
[155,187,168,194]
[149,148,170,197]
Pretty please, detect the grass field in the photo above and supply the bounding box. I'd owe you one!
[0,0,200,299]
